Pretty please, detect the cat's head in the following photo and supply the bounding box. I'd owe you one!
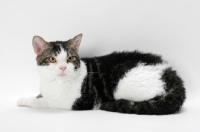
[32,34,83,80]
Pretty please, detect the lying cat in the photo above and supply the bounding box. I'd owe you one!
[17,34,186,115]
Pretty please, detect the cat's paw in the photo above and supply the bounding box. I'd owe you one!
[17,97,35,108]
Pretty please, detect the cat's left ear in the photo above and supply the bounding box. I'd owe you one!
[69,34,82,53]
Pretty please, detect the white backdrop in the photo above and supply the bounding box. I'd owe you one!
[0,0,200,132]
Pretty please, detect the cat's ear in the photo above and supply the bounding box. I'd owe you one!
[69,34,82,53]
[32,36,48,55]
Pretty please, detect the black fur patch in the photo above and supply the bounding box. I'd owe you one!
[100,67,186,115]
[72,51,185,114]
[73,51,171,110]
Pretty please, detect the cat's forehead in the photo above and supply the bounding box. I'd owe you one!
[50,41,68,54]
[49,41,75,56]
[53,44,66,56]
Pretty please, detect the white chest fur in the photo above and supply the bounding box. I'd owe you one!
[38,61,87,109]
[114,63,169,102]
[39,79,82,109]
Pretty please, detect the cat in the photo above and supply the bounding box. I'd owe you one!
[17,34,186,115]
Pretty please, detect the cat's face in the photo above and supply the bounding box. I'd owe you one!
[32,34,82,80]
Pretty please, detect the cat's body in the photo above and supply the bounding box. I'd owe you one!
[17,34,186,115]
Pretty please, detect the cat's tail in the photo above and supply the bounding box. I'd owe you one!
[100,68,186,115]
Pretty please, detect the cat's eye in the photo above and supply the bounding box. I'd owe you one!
[49,57,56,63]
[67,56,75,62]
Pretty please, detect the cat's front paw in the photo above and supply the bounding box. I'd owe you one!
[17,97,35,108]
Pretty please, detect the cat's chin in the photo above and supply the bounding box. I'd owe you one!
[58,73,67,77]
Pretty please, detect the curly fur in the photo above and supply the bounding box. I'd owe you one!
[18,35,186,115]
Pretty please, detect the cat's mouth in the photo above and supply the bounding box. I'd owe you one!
[58,73,66,77]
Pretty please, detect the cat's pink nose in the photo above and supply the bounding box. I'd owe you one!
[59,66,67,71]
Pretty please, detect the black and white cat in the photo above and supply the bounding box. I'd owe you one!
[17,34,186,115]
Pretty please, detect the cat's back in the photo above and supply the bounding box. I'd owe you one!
[80,51,169,102]
[81,51,164,70]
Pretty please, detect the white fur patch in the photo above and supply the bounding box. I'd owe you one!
[20,46,88,109]
[37,60,87,109]
[114,63,169,102]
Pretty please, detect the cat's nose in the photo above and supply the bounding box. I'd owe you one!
[59,66,67,71]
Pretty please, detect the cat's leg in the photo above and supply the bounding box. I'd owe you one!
[17,95,50,108]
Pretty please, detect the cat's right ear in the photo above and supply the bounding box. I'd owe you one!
[32,36,48,55]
